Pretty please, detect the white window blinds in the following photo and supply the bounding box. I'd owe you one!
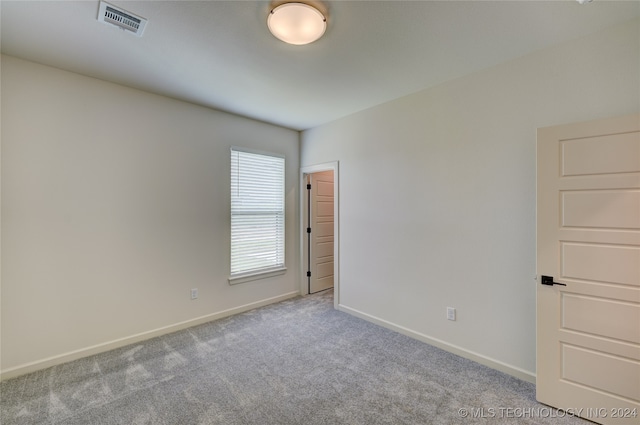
[230,148,285,277]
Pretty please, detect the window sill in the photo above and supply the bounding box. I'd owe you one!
[228,267,287,285]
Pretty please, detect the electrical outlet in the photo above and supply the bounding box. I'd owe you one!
[446,307,456,321]
[191,288,198,300]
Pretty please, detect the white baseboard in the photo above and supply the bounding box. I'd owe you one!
[1,291,299,381]
[338,303,536,384]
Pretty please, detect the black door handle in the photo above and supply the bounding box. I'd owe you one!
[541,275,566,286]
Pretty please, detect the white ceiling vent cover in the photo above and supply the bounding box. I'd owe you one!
[98,1,147,36]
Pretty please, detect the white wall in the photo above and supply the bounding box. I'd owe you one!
[1,56,300,377]
[301,18,640,380]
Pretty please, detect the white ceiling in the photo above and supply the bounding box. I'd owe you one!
[2,0,639,130]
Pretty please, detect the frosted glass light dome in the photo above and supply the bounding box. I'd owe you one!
[267,3,327,45]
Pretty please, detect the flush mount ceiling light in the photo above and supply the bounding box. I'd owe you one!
[267,2,327,45]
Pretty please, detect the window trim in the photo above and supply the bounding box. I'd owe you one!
[228,266,287,285]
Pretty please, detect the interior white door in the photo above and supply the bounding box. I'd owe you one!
[308,170,334,293]
[536,113,640,425]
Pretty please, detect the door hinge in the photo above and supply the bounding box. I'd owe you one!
[307,184,311,190]
[307,227,311,233]
[307,271,311,277]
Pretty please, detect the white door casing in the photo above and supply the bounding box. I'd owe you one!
[299,162,339,307]
[536,113,640,425]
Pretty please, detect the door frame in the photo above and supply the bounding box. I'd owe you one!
[300,162,339,308]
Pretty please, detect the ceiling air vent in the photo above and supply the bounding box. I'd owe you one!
[98,1,147,37]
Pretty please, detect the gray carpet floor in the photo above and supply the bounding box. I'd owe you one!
[1,290,592,425]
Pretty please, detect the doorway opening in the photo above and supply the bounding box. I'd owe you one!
[300,162,339,307]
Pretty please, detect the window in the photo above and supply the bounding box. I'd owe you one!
[230,148,285,283]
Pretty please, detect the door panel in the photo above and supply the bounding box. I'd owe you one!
[315,241,333,258]
[562,190,640,229]
[316,200,334,218]
[562,345,639,400]
[536,113,640,425]
[316,180,333,196]
[562,294,640,342]
[562,243,640,285]
[315,222,333,237]
[316,261,334,278]
[561,132,640,176]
